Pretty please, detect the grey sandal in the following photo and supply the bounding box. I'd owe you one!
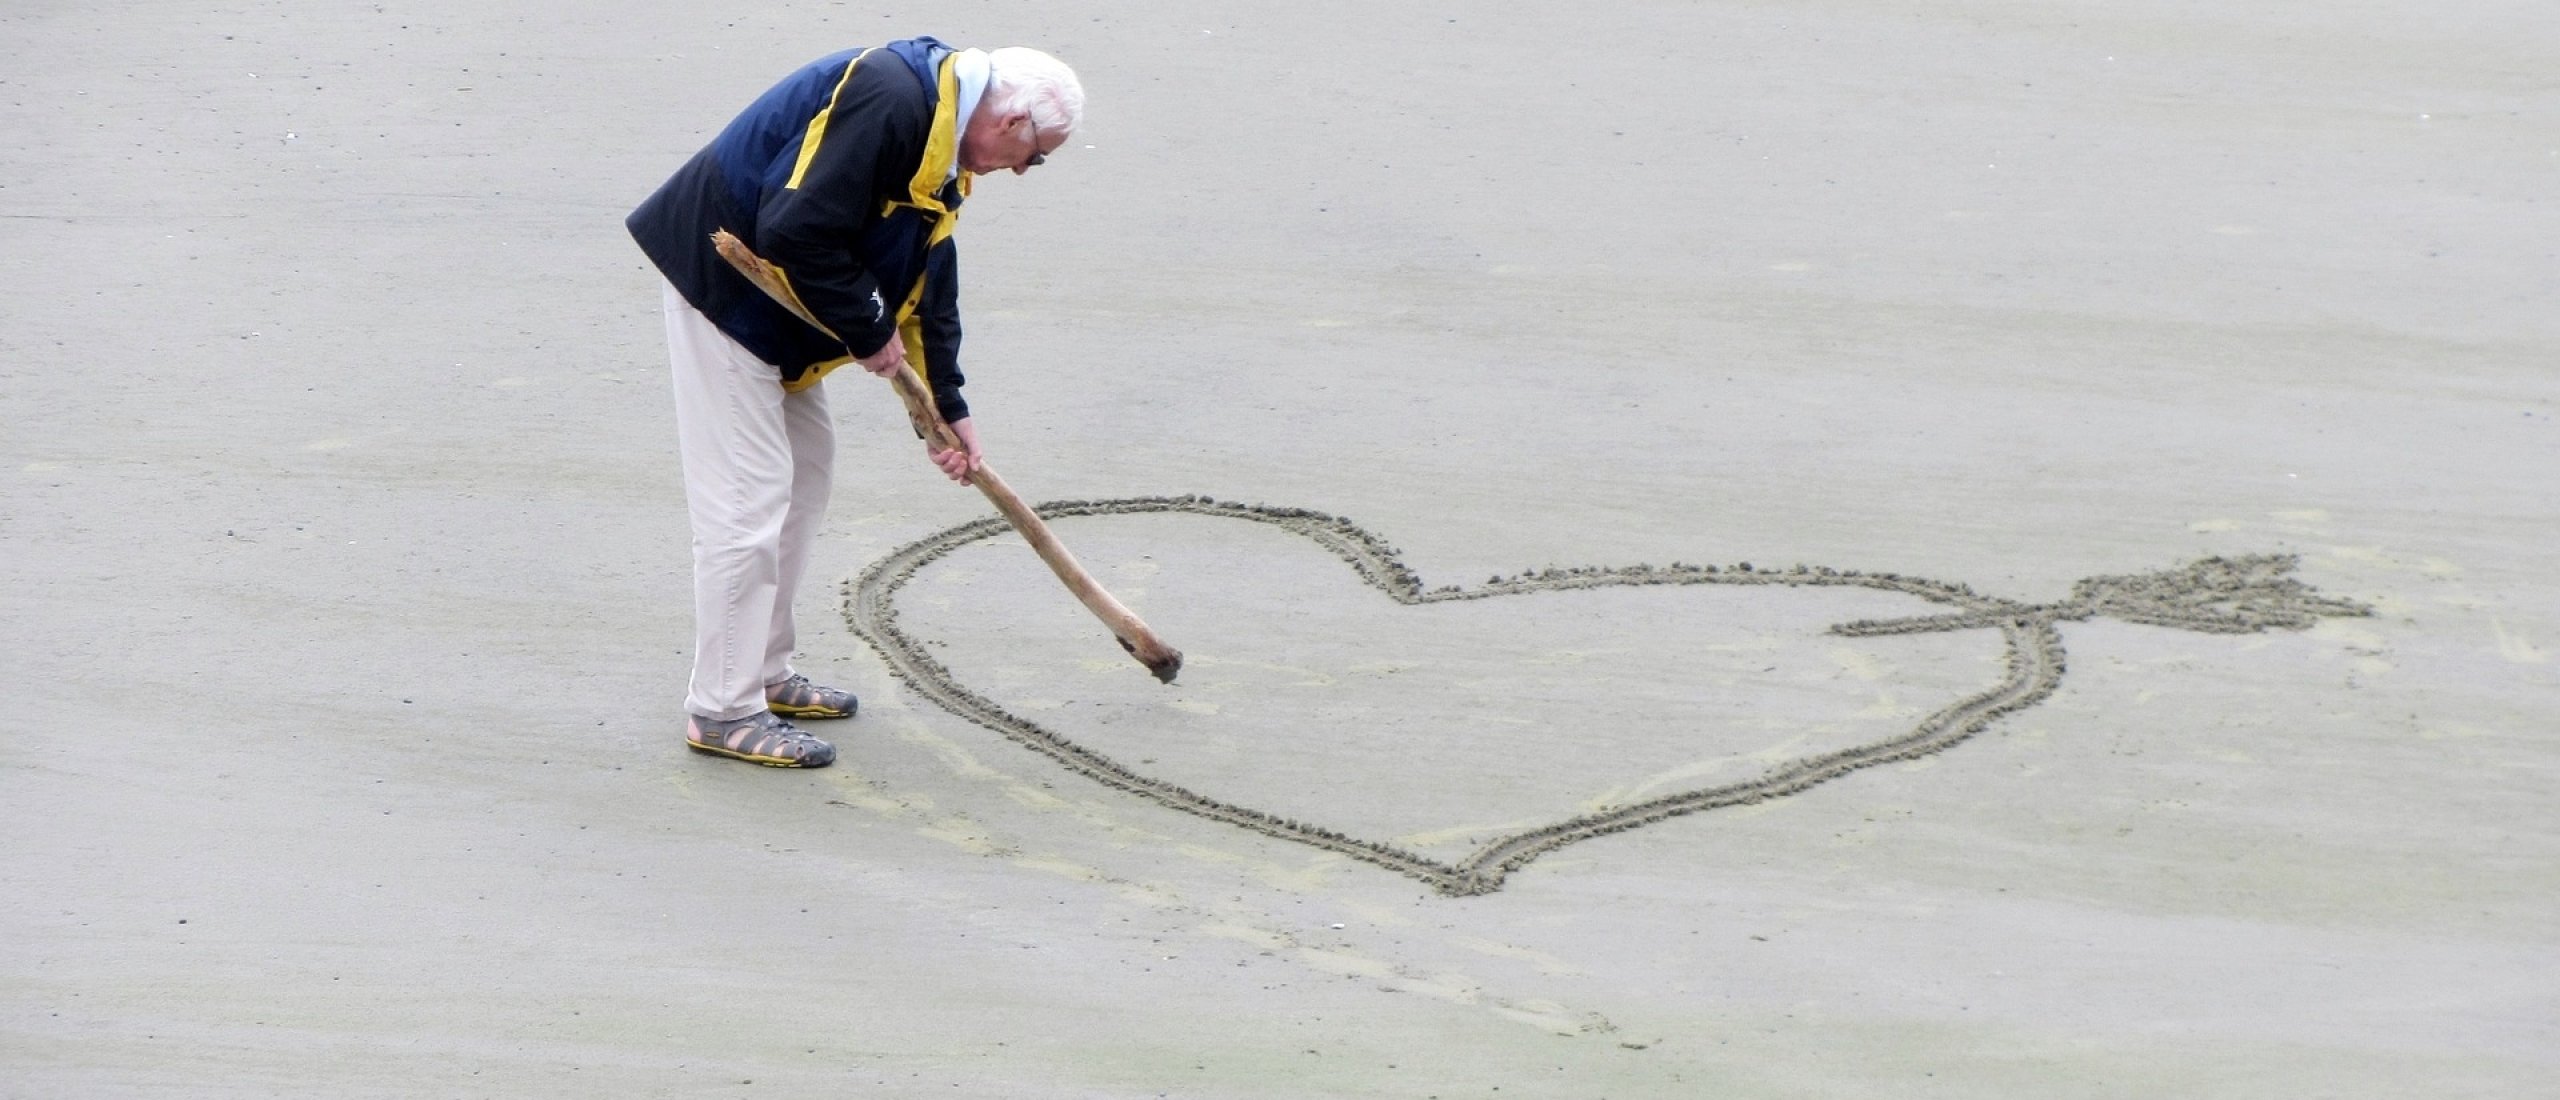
[686,711,836,768]
[765,673,857,720]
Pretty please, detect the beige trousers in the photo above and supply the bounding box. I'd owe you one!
[662,281,833,720]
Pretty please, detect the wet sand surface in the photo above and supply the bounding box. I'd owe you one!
[5,2,2555,1096]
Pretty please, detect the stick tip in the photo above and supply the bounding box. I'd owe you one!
[1119,635,1183,683]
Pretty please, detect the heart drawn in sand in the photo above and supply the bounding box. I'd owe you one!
[845,498,2370,896]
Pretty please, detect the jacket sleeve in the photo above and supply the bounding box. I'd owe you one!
[750,62,919,359]
[914,238,968,422]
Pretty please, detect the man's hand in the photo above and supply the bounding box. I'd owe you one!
[857,337,907,379]
[929,417,983,484]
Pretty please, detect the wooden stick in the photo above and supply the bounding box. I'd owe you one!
[710,231,1182,683]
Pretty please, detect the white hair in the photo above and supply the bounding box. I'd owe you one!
[985,46,1084,135]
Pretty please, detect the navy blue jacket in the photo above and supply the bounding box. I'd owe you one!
[629,38,970,419]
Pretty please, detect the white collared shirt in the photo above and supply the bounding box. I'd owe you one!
[949,48,990,182]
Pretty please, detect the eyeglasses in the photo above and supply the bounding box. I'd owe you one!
[1023,117,1048,169]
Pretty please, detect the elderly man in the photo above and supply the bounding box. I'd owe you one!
[627,38,1081,768]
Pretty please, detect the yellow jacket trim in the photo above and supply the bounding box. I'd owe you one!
[784,49,875,191]
[780,355,853,393]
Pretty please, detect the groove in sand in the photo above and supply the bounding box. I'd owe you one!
[845,497,2371,896]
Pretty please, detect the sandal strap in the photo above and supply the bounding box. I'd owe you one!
[727,713,818,755]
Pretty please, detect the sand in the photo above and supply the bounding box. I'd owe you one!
[4,1,2555,1096]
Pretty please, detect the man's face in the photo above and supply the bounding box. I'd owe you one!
[960,106,1065,176]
